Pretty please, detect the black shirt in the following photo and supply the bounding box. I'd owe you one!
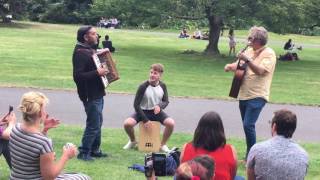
[72,44,105,102]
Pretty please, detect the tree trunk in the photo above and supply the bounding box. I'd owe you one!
[204,15,222,55]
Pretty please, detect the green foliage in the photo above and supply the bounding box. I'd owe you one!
[3,0,319,37]
[252,0,304,34]
[38,0,93,24]
[0,0,28,22]
[301,0,320,35]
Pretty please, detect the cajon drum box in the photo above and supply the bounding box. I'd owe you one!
[138,121,161,152]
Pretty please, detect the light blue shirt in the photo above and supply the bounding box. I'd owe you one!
[247,135,309,180]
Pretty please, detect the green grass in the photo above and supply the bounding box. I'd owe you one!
[0,22,319,179]
[0,21,319,105]
[0,126,319,180]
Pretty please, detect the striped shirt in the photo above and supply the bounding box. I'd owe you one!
[9,123,53,180]
[9,124,91,180]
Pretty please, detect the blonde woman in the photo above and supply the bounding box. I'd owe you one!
[9,91,90,180]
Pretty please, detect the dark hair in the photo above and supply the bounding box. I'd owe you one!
[229,29,234,36]
[77,26,93,43]
[175,155,214,180]
[105,35,109,41]
[192,111,226,151]
[193,155,215,179]
[272,109,297,138]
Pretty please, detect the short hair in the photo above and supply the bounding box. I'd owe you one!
[229,29,234,36]
[271,109,297,138]
[193,155,215,179]
[105,35,109,41]
[193,111,226,151]
[249,26,268,46]
[175,155,215,180]
[150,63,164,73]
[19,91,49,123]
[77,26,93,43]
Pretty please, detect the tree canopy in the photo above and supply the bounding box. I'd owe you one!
[1,0,319,54]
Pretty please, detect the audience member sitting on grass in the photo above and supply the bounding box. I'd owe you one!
[0,110,16,169]
[147,155,215,180]
[180,111,243,180]
[202,31,209,40]
[284,39,294,50]
[102,34,115,53]
[192,29,203,39]
[175,155,215,180]
[246,109,309,180]
[9,91,90,180]
[179,28,190,38]
[0,106,62,171]
[279,39,301,61]
[278,52,299,61]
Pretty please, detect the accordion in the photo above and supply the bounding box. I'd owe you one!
[92,51,119,88]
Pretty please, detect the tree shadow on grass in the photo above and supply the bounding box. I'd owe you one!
[180,49,233,61]
[0,21,67,31]
[0,21,38,29]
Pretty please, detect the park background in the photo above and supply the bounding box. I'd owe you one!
[0,0,319,179]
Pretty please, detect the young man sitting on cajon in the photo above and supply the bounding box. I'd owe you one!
[123,63,175,152]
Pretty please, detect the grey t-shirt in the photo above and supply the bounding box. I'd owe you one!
[140,85,164,110]
[247,135,309,180]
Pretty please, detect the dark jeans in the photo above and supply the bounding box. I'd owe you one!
[0,138,11,168]
[79,98,104,154]
[239,97,266,158]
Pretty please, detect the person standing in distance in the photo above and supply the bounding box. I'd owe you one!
[224,26,276,159]
[72,26,109,161]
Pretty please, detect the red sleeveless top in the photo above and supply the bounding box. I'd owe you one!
[181,143,236,180]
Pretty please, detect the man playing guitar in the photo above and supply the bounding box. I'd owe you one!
[224,26,276,160]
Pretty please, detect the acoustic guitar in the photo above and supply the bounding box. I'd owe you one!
[229,46,266,98]
[229,45,249,98]
[229,59,248,98]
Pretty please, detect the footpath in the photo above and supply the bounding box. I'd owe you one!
[0,87,319,142]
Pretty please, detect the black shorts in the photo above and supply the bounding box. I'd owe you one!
[131,110,169,124]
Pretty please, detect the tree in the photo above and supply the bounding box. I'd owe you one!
[170,0,248,55]
[0,0,27,23]
[169,0,313,55]
[41,0,93,23]
[90,0,172,27]
[303,0,320,33]
[252,0,305,34]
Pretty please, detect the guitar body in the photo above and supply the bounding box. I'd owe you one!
[229,61,247,98]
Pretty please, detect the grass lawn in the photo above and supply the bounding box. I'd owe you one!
[0,22,319,179]
[0,126,319,180]
[0,21,319,105]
